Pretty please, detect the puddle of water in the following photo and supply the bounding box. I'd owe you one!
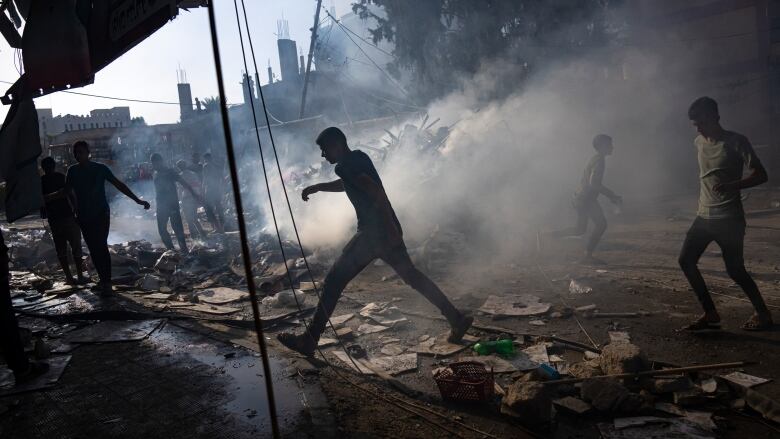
[147,323,330,434]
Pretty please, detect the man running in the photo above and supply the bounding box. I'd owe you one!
[277,127,472,356]
[41,157,88,285]
[65,141,150,295]
[553,134,622,264]
[680,97,773,331]
[150,153,200,252]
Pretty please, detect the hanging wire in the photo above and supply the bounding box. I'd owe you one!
[205,3,281,438]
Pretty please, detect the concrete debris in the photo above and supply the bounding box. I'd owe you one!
[720,371,771,388]
[329,313,355,327]
[673,388,706,407]
[700,378,718,393]
[478,294,551,317]
[501,381,553,424]
[746,388,780,424]
[599,342,647,375]
[598,420,714,439]
[359,302,408,326]
[146,292,173,301]
[317,338,338,348]
[522,343,550,365]
[412,333,478,356]
[529,319,546,326]
[137,274,163,290]
[651,376,693,394]
[335,327,354,339]
[553,396,593,415]
[197,287,248,305]
[380,344,406,356]
[654,402,686,416]
[581,379,648,413]
[357,323,390,335]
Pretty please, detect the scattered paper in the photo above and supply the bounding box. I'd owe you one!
[197,287,248,305]
[458,355,517,373]
[357,323,390,335]
[330,313,354,326]
[478,294,551,317]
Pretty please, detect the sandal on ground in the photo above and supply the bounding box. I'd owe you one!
[681,318,721,331]
[742,315,773,331]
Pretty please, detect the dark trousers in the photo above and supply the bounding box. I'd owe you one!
[181,198,205,239]
[678,217,770,316]
[49,216,83,276]
[307,230,463,342]
[157,204,187,251]
[0,230,28,373]
[79,212,111,284]
[554,198,607,254]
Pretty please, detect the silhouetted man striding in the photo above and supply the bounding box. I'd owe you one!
[277,127,472,356]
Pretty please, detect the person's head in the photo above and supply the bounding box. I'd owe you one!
[592,134,613,155]
[72,140,90,164]
[203,152,212,163]
[41,156,56,174]
[150,153,164,170]
[316,127,349,164]
[688,96,721,138]
[176,159,187,172]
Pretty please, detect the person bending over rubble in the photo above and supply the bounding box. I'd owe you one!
[277,127,472,356]
[680,97,773,331]
[40,157,88,285]
[64,141,150,295]
[552,134,622,265]
[150,153,202,253]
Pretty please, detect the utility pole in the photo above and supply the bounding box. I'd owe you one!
[299,0,323,119]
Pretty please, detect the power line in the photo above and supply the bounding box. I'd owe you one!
[0,79,180,105]
[322,8,396,59]
[206,3,281,438]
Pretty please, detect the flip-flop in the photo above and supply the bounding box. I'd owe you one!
[742,317,773,331]
[681,320,721,331]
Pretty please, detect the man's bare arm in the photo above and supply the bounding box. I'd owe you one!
[590,160,621,204]
[107,175,150,209]
[302,179,344,201]
[715,164,768,193]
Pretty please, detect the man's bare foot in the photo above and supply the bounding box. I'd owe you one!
[742,313,773,331]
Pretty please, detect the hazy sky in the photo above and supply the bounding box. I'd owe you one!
[0,0,354,125]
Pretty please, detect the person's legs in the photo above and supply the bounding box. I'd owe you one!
[169,206,188,252]
[48,219,74,282]
[64,218,86,281]
[382,244,464,326]
[0,231,28,374]
[552,205,588,237]
[714,219,772,328]
[182,199,204,239]
[156,208,175,250]
[278,233,376,354]
[307,233,376,340]
[585,200,607,256]
[80,213,112,287]
[678,218,719,326]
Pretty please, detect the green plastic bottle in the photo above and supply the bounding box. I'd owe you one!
[472,339,515,356]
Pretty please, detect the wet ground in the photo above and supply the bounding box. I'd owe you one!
[0,320,331,438]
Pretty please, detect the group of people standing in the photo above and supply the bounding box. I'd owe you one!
[38,142,227,296]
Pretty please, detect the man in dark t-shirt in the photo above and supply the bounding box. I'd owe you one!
[277,127,472,356]
[41,157,87,285]
[65,141,150,295]
[150,153,200,252]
